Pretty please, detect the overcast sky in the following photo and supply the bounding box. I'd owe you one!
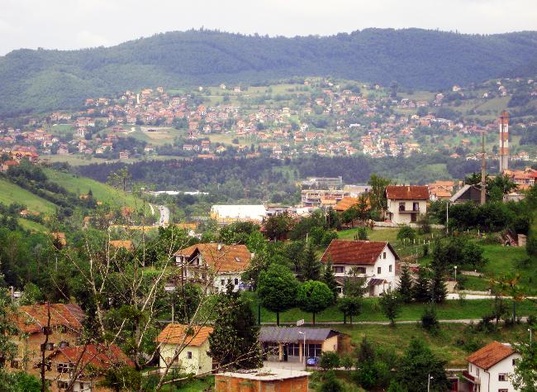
[1,0,536,56]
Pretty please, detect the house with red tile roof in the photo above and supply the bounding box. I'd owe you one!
[462,341,521,392]
[173,243,253,293]
[320,240,399,297]
[156,323,214,376]
[8,303,85,377]
[385,185,429,225]
[45,343,134,392]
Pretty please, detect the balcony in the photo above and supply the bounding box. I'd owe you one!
[398,207,420,214]
[462,370,480,384]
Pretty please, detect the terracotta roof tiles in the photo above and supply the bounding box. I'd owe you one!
[174,243,252,272]
[320,240,399,265]
[467,341,515,370]
[156,324,213,347]
[385,185,429,200]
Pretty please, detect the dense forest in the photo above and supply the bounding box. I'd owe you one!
[71,154,506,205]
[1,28,537,116]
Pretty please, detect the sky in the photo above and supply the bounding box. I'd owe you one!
[1,0,536,56]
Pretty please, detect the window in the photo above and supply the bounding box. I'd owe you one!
[234,278,239,285]
[399,202,405,211]
[333,266,345,274]
[354,267,366,274]
[512,358,518,366]
[498,389,508,392]
[10,360,19,369]
[389,265,392,273]
[59,341,69,348]
[498,373,507,381]
[57,381,69,389]
[413,202,419,211]
[57,363,74,373]
[187,351,193,359]
[220,279,225,286]
[377,267,381,274]
[383,252,386,259]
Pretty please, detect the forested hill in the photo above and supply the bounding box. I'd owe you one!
[1,28,537,117]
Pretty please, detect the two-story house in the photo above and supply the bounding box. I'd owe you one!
[9,303,85,374]
[45,343,134,392]
[173,243,252,293]
[385,185,429,224]
[462,341,521,392]
[156,323,214,376]
[320,239,399,297]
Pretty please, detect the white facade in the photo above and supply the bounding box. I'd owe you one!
[159,339,213,376]
[210,204,267,225]
[465,342,521,392]
[386,198,427,225]
[331,244,397,297]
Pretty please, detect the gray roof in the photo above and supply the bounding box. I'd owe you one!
[259,326,339,344]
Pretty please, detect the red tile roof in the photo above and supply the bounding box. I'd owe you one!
[173,243,252,272]
[320,240,399,265]
[467,341,515,370]
[385,185,429,200]
[13,303,85,334]
[48,343,134,369]
[156,324,213,347]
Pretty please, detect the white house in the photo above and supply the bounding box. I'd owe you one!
[173,243,252,293]
[156,324,214,376]
[385,185,429,224]
[462,341,521,392]
[320,239,399,297]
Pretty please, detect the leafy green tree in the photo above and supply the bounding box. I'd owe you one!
[257,263,298,326]
[208,284,263,370]
[320,370,344,392]
[379,290,401,326]
[397,225,416,241]
[319,351,340,371]
[338,296,362,325]
[297,280,334,325]
[353,337,391,390]
[367,174,391,216]
[511,340,537,392]
[397,264,414,303]
[395,337,450,392]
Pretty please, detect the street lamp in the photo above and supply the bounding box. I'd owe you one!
[298,331,306,370]
[427,374,433,392]
[164,283,176,323]
[454,265,458,289]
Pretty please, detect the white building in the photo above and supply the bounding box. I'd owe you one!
[463,341,521,392]
[173,243,252,293]
[320,240,399,297]
[385,185,429,225]
[210,204,267,225]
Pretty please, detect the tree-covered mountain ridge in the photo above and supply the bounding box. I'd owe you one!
[1,28,537,117]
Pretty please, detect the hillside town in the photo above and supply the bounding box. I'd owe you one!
[1,78,536,164]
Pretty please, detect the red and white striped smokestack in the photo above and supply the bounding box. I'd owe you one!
[499,110,509,173]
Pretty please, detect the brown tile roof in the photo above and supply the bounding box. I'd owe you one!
[467,341,515,370]
[334,197,359,212]
[13,303,85,334]
[156,324,213,347]
[320,240,399,265]
[173,243,252,272]
[385,185,429,200]
[48,343,134,369]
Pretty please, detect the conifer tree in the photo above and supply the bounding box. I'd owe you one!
[208,283,263,370]
[397,264,414,303]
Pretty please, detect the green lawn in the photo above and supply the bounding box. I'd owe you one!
[0,177,57,214]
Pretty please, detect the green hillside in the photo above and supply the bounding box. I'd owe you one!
[43,168,149,213]
[0,176,57,214]
[1,28,537,116]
